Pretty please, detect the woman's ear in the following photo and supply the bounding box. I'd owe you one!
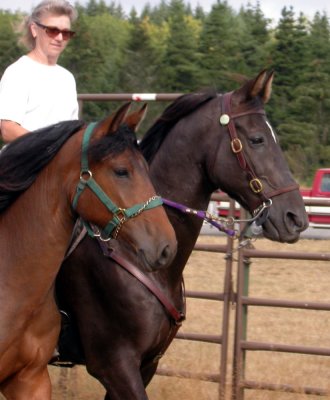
[30,22,37,39]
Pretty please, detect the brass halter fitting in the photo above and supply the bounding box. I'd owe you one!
[249,178,263,193]
[231,138,243,153]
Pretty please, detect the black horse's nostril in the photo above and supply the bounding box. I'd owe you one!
[286,211,308,232]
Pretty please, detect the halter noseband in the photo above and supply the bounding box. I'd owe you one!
[72,122,163,240]
[220,92,299,218]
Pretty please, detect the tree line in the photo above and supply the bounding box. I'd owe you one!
[1,0,330,183]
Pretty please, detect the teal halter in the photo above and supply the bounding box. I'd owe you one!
[72,122,163,240]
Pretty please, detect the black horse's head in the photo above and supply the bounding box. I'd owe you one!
[208,70,308,242]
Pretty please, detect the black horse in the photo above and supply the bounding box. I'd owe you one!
[55,70,308,400]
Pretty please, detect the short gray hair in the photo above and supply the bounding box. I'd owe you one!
[19,0,78,50]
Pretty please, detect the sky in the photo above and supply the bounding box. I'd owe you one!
[0,0,330,22]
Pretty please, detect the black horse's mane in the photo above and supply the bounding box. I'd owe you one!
[0,120,84,213]
[140,90,217,162]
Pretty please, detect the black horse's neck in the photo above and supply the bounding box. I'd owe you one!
[148,117,216,289]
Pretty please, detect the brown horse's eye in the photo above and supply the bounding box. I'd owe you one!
[114,168,129,178]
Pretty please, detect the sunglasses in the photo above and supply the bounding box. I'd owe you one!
[34,21,75,40]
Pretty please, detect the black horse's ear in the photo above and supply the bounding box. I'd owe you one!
[249,69,268,98]
[250,69,274,103]
[260,70,274,104]
[234,69,274,104]
[124,104,148,132]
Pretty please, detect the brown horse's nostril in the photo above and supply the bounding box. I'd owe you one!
[158,244,173,267]
[138,242,175,271]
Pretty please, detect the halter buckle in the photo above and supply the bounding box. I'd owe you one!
[115,208,127,223]
[231,138,242,153]
[249,178,263,193]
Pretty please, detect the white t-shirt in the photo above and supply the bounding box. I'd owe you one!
[0,55,79,131]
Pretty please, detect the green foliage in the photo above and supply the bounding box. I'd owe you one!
[198,1,241,90]
[1,0,330,180]
[157,0,202,91]
[61,11,130,119]
[0,11,24,76]
[237,2,272,75]
[120,17,161,92]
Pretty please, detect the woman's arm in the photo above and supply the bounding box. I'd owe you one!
[1,120,29,143]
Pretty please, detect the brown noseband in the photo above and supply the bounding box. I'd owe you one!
[220,91,299,208]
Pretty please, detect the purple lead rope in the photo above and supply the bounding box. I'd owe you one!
[162,198,236,237]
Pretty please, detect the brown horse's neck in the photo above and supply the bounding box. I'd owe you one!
[0,165,74,305]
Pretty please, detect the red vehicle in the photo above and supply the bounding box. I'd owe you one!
[208,190,240,219]
[300,168,330,227]
[211,168,330,227]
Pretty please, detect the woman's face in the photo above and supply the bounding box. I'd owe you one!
[31,14,73,61]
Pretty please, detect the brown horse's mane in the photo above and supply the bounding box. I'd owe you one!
[0,121,140,214]
[88,123,139,163]
[140,90,217,162]
[0,120,84,213]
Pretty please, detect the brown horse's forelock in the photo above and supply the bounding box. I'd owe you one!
[0,120,85,213]
[140,90,217,163]
[88,124,138,162]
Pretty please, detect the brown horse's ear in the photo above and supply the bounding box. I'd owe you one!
[124,104,148,132]
[107,102,132,133]
[234,69,274,104]
[95,102,132,138]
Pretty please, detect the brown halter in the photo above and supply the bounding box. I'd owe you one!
[220,91,299,210]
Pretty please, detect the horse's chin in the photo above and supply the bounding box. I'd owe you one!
[262,219,301,244]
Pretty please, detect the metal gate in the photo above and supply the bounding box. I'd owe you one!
[156,195,330,400]
[78,94,330,399]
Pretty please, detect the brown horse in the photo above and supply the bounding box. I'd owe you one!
[0,103,176,399]
[55,71,309,399]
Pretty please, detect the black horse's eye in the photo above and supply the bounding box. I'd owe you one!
[114,168,129,178]
[249,136,264,145]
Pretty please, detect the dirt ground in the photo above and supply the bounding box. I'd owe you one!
[4,234,330,400]
[145,235,330,400]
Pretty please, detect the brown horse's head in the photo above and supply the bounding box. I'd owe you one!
[208,70,308,242]
[66,103,177,270]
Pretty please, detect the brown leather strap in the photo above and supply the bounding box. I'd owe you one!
[97,239,185,324]
[151,322,182,364]
[265,183,300,199]
[222,92,264,183]
[221,93,299,202]
[64,219,88,260]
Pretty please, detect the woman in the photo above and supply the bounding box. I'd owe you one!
[0,0,78,143]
